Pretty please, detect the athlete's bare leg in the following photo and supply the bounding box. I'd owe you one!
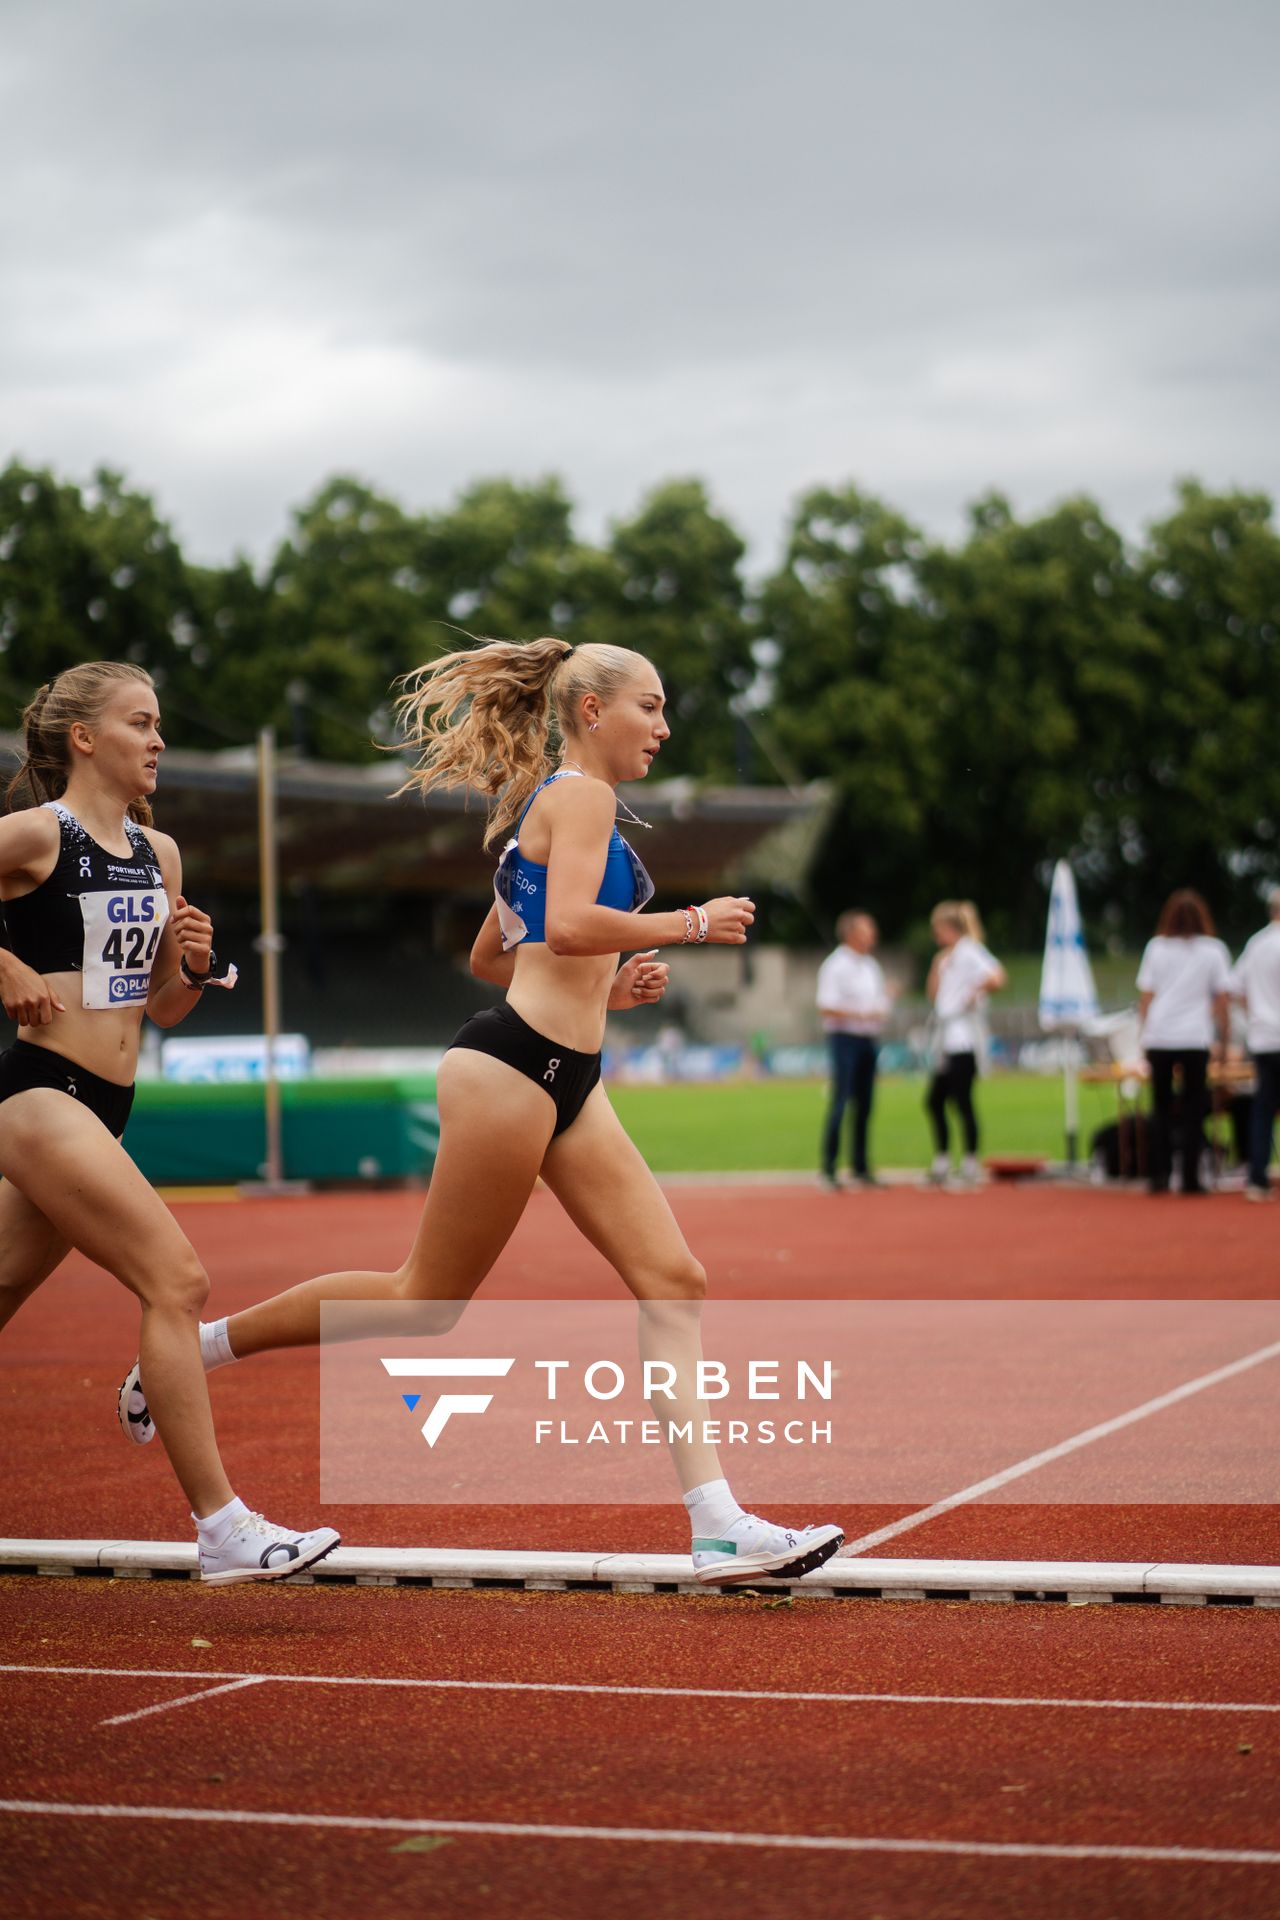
[0,1089,233,1515]
[539,1084,721,1491]
[224,1051,557,1357]
[0,1178,71,1334]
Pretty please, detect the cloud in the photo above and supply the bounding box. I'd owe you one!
[3,0,1278,565]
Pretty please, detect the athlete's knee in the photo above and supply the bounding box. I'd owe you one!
[645,1255,706,1302]
[391,1270,472,1331]
[142,1249,210,1319]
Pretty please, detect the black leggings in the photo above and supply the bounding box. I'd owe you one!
[1146,1048,1209,1192]
[927,1051,978,1156]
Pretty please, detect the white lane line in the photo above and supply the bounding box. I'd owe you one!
[4,1664,1279,1716]
[840,1335,1280,1556]
[0,1801,1276,1867]
[98,1677,267,1728]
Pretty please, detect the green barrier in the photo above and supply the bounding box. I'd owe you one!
[126,1076,440,1185]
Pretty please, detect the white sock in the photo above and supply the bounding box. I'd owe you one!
[683,1477,746,1539]
[931,1153,950,1177]
[193,1494,248,1545]
[961,1154,979,1179]
[199,1317,237,1373]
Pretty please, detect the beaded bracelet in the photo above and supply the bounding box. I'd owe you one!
[681,908,695,943]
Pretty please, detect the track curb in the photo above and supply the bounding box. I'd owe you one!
[2,1540,1277,1605]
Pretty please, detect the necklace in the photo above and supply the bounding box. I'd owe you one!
[559,760,652,829]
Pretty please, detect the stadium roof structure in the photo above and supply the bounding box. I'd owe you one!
[0,736,831,901]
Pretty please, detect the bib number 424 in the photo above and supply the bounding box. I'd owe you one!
[101,924,161,969]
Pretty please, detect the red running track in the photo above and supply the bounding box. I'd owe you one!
[2,1578,1279,1920]
[3,1185,1279,1918]
[0,1183,1276,1560]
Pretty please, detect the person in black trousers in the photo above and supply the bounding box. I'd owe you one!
[1231,889,1280,1201]
[816,912,892,1189]
[1137,890,1231,1195]
[925,902,1006,1189]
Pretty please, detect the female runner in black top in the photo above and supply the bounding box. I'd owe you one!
[0,661,337,1583]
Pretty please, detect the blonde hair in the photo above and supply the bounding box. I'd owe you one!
[958,899,985,942]
[931,898,983,940]
[6,662,156,826]
[395,636,651,848]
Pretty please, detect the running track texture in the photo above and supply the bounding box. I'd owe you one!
[2,1182,1276,1560]
[2,1579,1278,1918]
[1,1182,1278,1916]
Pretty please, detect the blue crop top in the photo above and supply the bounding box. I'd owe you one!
[493,770,655,951]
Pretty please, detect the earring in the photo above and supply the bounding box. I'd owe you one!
[588,722,599,734]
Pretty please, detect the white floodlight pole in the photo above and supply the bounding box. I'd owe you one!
[1064,1030,1080,1166]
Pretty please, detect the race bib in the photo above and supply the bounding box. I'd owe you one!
[78,889,170,1009]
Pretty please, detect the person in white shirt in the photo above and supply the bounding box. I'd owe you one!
[925,901,1006,1187]
[816,911,892,1189]
[1136,889,1231,1196]
[1229,888,1280,1200]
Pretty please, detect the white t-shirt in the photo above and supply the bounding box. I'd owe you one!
[935,937,1001,1054]
[1230,922,1280,1054]
[816,947,889,1035]
[1137,935,1231,1050]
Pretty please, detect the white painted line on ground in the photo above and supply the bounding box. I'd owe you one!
[840,1335,1280,1556]
[0,1800,1276,1867]
[5,1664,1279,1717]
[98,1676,267,1728]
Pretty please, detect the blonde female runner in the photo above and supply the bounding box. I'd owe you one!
[0,662,338,1582]
[120,638,843,1584]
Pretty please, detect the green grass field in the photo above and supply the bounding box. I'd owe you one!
[608,1072,1113,1174]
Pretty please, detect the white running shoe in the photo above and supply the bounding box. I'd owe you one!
[199,1512,341,1586]
[116,1359,155,1446]
[692,1516,844,1586]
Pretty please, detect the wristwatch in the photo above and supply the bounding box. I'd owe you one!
[180,951,217,991]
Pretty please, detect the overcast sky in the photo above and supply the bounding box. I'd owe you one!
[4,0,1277,570]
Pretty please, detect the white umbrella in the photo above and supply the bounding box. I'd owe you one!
[1038,860,1100,1163]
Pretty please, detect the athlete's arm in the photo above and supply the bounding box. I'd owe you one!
[146,832,217,1029]
[0,949,66,1025]
[607,951,669,1010]
[542,781,753,955]
[0,807,60,890]
[470,904,515,988]
[0,811,65,1023]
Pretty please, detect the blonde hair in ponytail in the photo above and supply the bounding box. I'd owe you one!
[931,899,985,942]
[395,635,650,848]
[6,661,157,826]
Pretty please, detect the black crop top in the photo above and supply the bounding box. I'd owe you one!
[1,802,169,1009]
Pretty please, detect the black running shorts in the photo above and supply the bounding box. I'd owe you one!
[448,1004,602,1137]
[0,1040,135,1140]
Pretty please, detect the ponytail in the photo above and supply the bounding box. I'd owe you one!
[394,635,573,849]
[5,682,57,813]
[394,634,652,850]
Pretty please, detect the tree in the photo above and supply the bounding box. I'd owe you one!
[0,462,199,726]
[257,476,441,760]
[1130,482,1280,935]
[597,480,754,781]
[914,493,1159,944]
[761,485,942,933]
